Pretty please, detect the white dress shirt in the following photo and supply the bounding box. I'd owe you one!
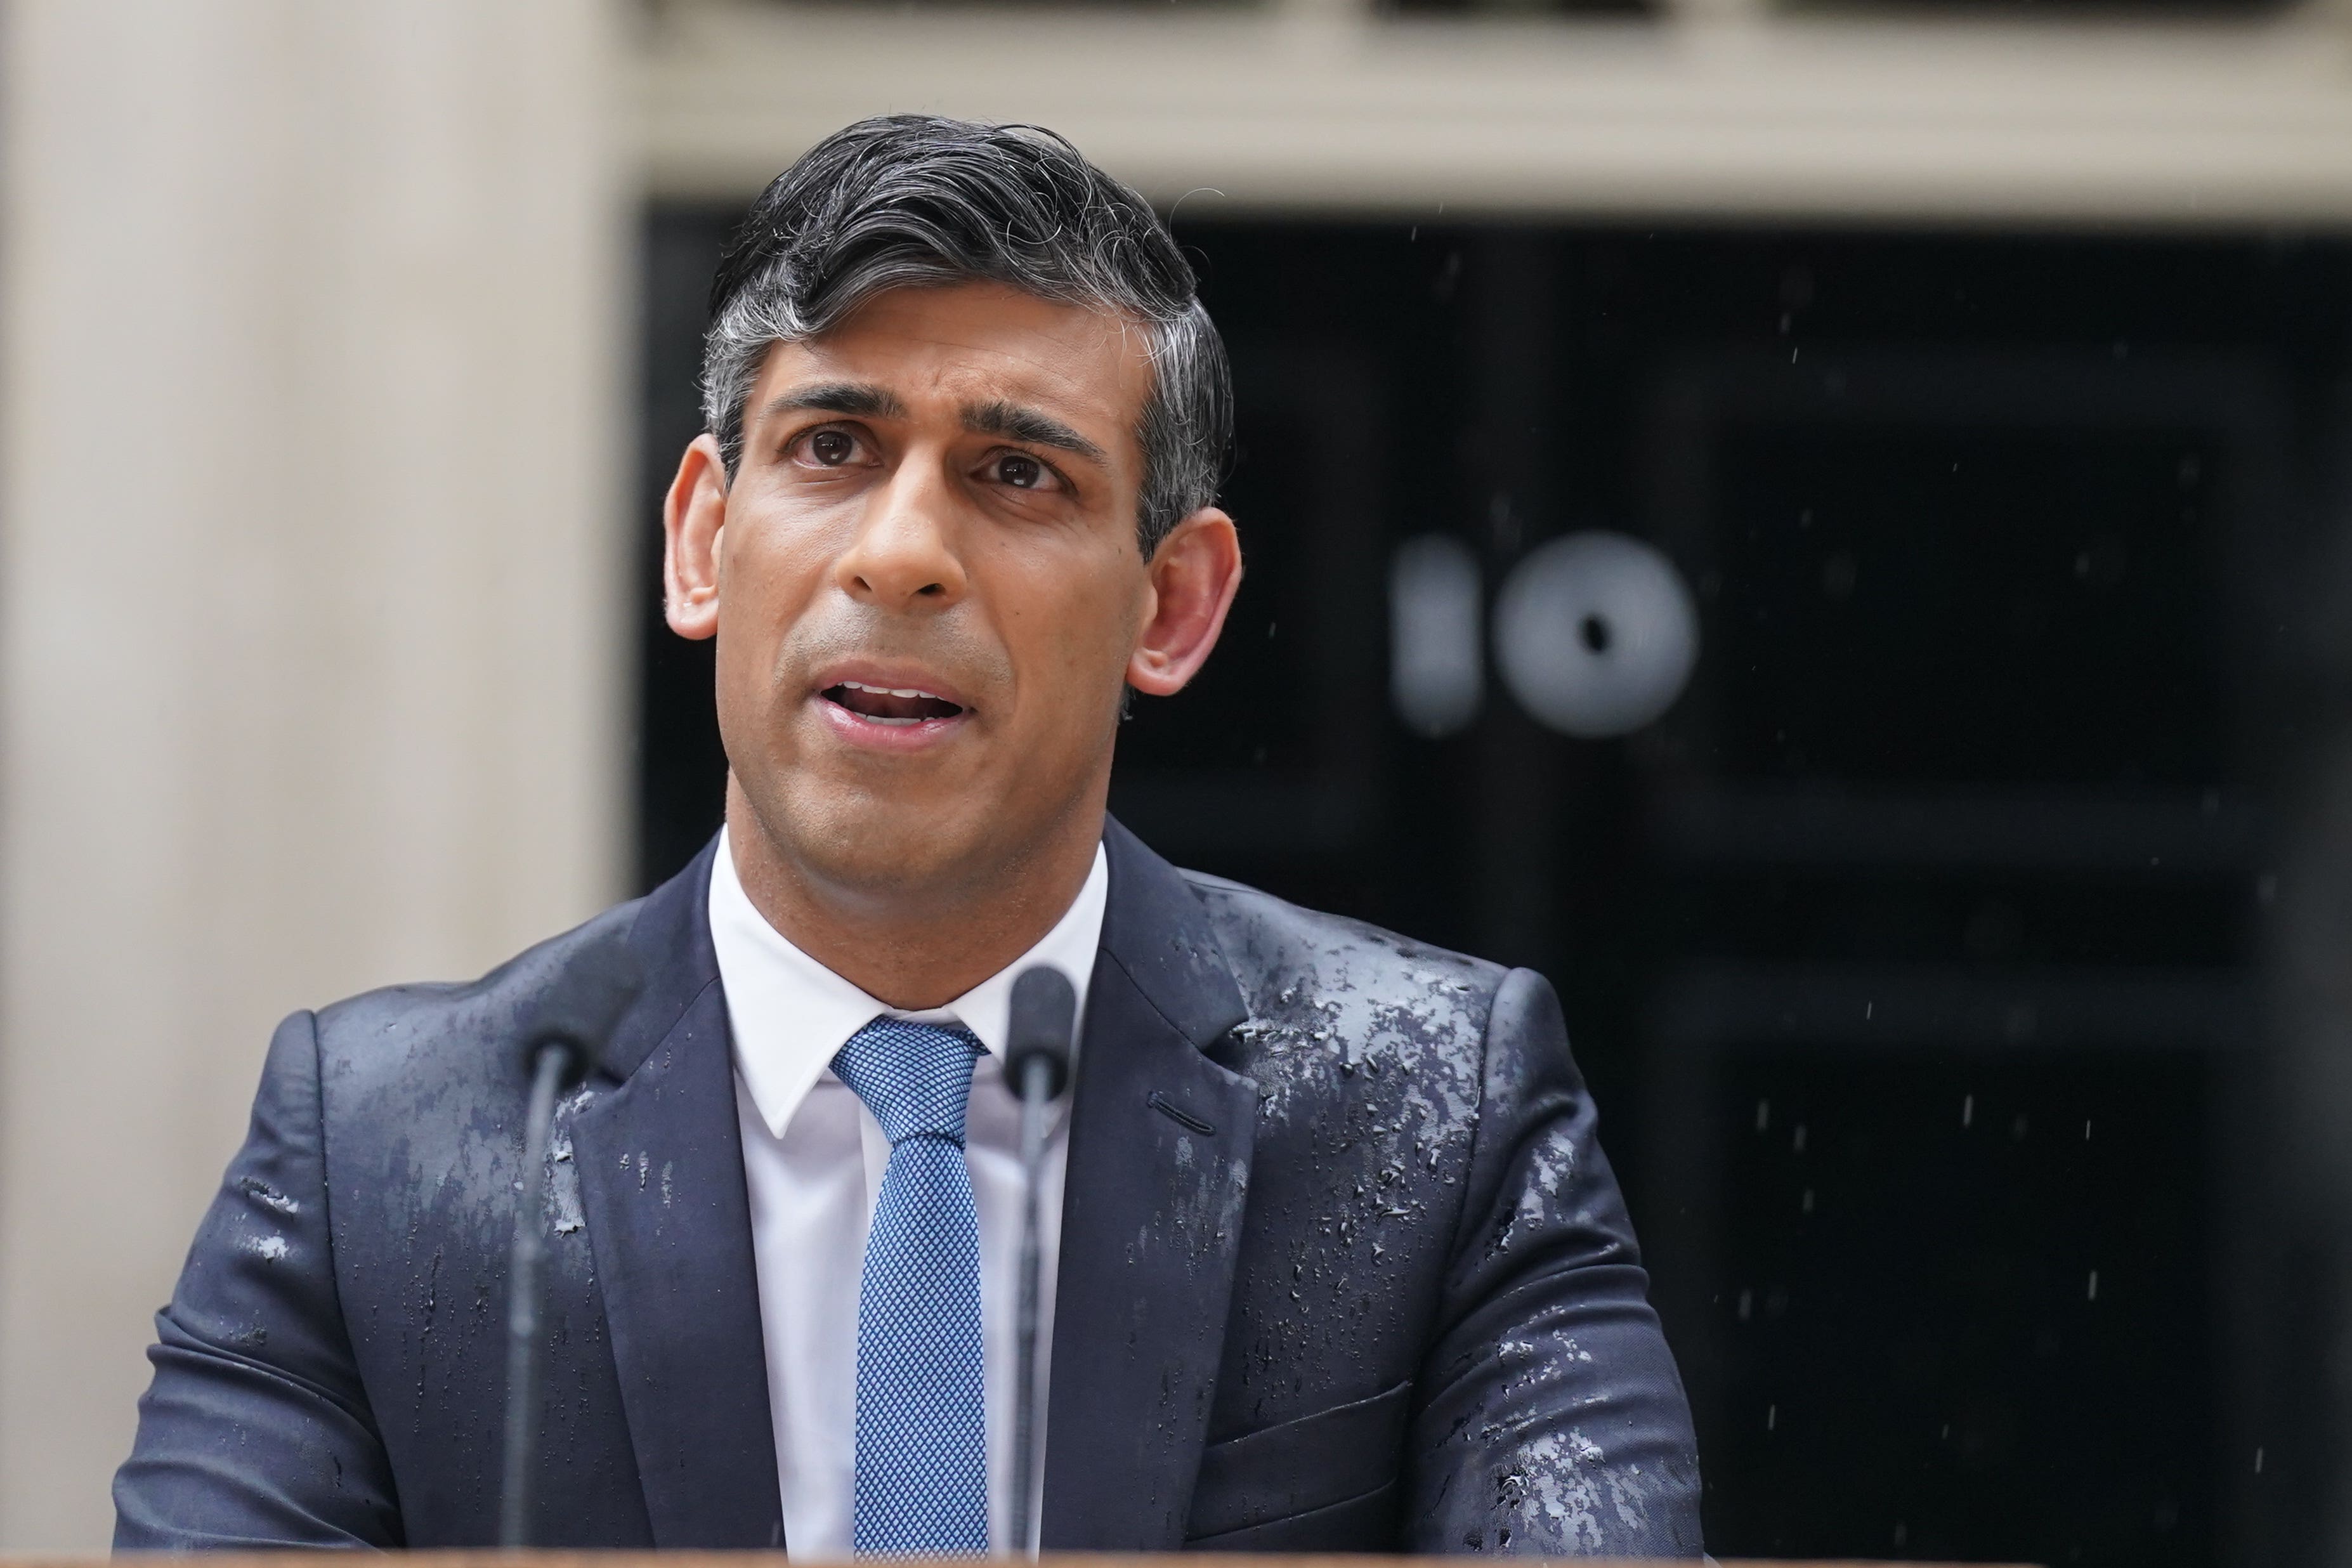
[709,826,1106,1558]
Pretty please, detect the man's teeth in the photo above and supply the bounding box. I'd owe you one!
[842,679,942,702]
[825,679,962,727]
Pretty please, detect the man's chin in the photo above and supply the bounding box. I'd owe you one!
[778,791,995,898]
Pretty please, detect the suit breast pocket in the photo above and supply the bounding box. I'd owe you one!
[1184,1380,1413,1550]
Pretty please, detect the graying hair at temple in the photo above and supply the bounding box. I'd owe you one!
[700,113,1234,557]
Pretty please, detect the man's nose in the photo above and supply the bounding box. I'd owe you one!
[833,459,967,610]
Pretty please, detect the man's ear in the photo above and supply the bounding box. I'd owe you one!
[1128,506,1243,697]
[663,433,729,641]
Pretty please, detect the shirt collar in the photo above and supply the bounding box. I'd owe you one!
[709,824,1110,1142]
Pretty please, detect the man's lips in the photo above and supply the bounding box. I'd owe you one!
[820,679,967,727]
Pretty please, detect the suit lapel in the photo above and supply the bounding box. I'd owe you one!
[1042,819,1258,1550]
[572,841,784,1548]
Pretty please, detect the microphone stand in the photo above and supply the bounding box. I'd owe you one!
[1004,967,1075,1562]
[499,1040,575,1549]
[1011,1052,1052,1562]
[497,933,641,1550]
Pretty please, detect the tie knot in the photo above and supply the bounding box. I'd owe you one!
[830,1017,982,1147]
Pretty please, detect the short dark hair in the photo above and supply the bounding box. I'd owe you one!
[702,114,1232,556]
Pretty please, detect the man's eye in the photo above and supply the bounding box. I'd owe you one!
[994,453,1052,490]
[806,429,858,466]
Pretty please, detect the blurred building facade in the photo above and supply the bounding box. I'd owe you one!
[8,0,2352,1559]
[0,0,631,1548]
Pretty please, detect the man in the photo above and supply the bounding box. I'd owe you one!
[115,116,1703,1556]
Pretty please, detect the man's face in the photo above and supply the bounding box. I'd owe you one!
[667,282,1173,907]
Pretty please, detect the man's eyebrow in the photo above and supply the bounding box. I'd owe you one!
[962,400,1108,466]
[757,381,908,423]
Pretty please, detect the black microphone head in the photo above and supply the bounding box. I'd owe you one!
[518,920,644,1086]
[1005,964,1076,1099]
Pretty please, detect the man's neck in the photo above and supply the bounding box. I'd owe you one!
[722,782,1104,1011]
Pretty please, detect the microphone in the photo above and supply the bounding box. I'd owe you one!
[500,931,643,1549]
[1003,965,1076,1560]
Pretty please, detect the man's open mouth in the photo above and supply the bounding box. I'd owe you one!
[821,680,967,726]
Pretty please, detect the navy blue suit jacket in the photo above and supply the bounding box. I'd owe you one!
[114,822,1703,1554]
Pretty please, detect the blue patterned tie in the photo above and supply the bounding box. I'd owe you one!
[831,1017,990,1555]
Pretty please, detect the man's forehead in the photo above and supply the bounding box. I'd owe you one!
[754,284,1153,426]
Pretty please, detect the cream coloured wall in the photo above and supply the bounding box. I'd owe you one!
[0,1,630,1546]
[641,0,2352,224]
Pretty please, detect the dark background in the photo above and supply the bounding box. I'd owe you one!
[636,209,2352,1565]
